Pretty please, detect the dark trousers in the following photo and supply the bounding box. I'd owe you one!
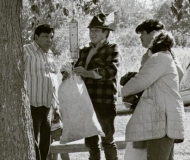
[147,136,174,160]
[85,104,118,160]
[31,106,51,160]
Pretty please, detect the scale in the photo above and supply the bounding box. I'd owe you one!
[69,0,79,62]
[69,19,79,61]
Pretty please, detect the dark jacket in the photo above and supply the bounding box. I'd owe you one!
[75,40,120,106]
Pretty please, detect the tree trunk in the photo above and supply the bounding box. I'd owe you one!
[0,0,36,159]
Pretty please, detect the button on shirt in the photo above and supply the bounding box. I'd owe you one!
[24,42,59,108]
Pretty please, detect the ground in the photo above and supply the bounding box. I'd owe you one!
[57,105,190,160]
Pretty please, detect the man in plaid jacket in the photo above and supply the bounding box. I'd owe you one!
[74,13,120,160]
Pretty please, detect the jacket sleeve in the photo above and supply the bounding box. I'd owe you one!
[95,44,120,80]
[74,47,88,67]
[174,57,184,83]
[23,45,29,70]
[121,53,172,96]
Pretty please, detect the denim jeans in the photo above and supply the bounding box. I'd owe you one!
[85,104,118,160]
[31,106,51,160]
[147,136,174,160]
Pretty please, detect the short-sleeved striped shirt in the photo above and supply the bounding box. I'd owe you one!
[24,42,59,108]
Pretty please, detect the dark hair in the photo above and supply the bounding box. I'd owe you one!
[136,19,165,34]
[34,24,54,40]
[150,31,175,54]
[102,28,110,38]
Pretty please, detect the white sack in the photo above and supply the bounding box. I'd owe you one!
[123,142,147,160]
[58,74,104,143]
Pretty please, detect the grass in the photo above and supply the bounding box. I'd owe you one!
[56,109,190,160]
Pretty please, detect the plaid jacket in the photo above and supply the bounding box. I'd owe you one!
[75,40,120,106]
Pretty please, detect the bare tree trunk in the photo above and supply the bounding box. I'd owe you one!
[0,0,36,160]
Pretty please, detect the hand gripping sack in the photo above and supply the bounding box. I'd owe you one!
[58,74,104,143]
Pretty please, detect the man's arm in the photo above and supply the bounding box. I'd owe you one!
[93,43,120,80]
[74,44,120,80]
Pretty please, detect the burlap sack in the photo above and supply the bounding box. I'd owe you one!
[58,74,104,143]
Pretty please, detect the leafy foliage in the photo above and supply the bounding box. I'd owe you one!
[170,0,190,35]
[22,0,152,54]
[22,0,102,44]
[153,0,190,46]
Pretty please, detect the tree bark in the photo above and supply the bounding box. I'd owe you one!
[0,0,36,160]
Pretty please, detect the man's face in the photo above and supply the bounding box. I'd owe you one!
[89,28,107,45]
[139,31,154,48]
[35,32,54,52]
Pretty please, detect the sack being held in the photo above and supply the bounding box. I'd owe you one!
[58,72,104,143]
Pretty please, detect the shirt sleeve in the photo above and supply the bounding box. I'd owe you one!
[94,44,120,80]
[92,70,102,79]
[121,53,171,97]
[23,45,28,62]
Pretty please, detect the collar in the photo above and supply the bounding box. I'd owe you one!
[89,39,107,49]
[32,41,52,54]
[32,41,42,52]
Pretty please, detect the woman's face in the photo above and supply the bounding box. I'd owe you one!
[139,31,154,48]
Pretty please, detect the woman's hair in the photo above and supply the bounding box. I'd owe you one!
[150,31,175,54]
[136,19,165,34]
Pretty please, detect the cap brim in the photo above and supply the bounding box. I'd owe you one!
[88,25,114,31]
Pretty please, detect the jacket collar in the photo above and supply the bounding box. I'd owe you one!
[89,39,106,48]
[31,41,52,54]
[88,39,109,50]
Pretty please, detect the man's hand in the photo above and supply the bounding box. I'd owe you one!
[61,71,70,81]
[51,108,61,123]
[74,66,89,77]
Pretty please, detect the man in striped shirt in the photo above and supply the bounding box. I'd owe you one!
[24,24,59,160]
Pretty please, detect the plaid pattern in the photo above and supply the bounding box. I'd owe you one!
[75,40,120,105]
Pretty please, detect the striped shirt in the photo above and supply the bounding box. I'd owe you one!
[24,42,59,108]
